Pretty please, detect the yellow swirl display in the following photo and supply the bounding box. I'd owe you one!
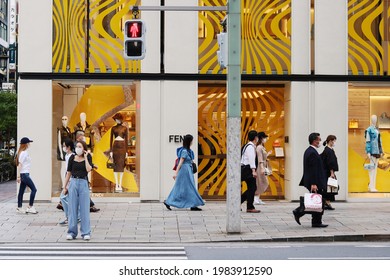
[348,0,385,75]
[198,86,285,199]
[53,0,141,73]
[199,0,291,74]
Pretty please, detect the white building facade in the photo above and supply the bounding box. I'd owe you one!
[17,0,389,203]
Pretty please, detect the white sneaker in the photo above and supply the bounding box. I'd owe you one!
[83,235,91,241]
[66,234,74,240]
[26,206,38,214]
[253,196,261,205]
[258,199,266,205]
[16,207,26,214]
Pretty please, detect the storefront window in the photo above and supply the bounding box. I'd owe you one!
[198,85,285,200]
[348,86,390,196]
[52,83,139,197]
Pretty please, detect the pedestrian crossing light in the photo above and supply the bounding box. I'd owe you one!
[124,19,146,60]
[217,32,228,69]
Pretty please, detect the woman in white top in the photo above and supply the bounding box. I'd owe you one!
[15,137,38,214]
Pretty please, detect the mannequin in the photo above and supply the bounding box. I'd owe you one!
[110,113,128,192]
[57,116,72,187]
[74,112,94,150]
[365,115,383,192]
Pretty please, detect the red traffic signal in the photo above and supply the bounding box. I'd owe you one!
[126,21,143,38]
[124,19,146,60]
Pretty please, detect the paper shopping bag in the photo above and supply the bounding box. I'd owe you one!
[304,193,323,212]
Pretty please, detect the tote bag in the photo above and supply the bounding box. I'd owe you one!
[304,193,323,212]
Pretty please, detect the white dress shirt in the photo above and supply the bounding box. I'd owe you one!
[241,142,257,169]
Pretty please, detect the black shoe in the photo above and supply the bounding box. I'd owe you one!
[90,206,100,212]
[190,207,202,211]
[312,223,328,228]
[324,204,335,210]
[292,210,301,225]
[163,202,171,211]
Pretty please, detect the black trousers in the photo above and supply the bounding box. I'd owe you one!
[241,176,257,210]
[294,196,324,225]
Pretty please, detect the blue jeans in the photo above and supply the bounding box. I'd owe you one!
[60,191,80,220]
[17,173,37,208]
[67,178,91,238]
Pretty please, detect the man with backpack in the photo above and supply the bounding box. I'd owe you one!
[241,130,260,213]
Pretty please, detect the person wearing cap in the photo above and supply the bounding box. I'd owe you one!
[15,137,38,214]
[254,131,272,205]
[240,130,260,213]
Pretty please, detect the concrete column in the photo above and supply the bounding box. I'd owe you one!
[164,0,198,73]
[315,0,348,200]
[160,81,198,200]
[285,0,311,200]
[139,81,161,201]
[291,0,311,74]
[141,0,160,73]
[17,80,53,201]
[18,0,52,72]
[315,0,348,75]
[284,82,312,200]
[314,82,348,201]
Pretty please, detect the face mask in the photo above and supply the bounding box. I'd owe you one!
[75,147,83,156]
[262,138,267,144]
[82,136,86,142]
[115,119,122,124]
[332,142,336,147]
[62,147,67,153]
[62,120,68,127]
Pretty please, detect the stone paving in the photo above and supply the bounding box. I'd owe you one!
[1,180,390,243]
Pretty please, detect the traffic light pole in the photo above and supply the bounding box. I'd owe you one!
[226,0,241,233]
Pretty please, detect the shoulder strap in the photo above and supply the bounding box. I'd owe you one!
[241,143,251,157]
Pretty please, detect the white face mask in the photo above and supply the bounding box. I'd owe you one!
[82,136,86,142]
[62,147,67,153]
[75,147,83,156]
[115,119,122,124]
[262,138,267,144]
[332,142,336,147]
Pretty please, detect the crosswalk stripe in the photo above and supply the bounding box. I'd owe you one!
[0,246,187,260]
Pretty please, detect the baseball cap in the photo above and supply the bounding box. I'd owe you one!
[20,137,33,144]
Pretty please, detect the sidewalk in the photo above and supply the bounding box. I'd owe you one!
[1,181,390,243]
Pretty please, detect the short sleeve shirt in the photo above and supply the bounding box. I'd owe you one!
[18,151,31,173]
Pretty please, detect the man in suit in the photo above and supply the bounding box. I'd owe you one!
[293,132,328,227]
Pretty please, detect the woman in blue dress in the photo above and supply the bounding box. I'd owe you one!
[164,134,204,211]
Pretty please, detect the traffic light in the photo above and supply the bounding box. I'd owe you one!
[124,19,146,60]
[216,32,228,69]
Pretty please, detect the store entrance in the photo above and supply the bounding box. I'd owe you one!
[198,84,285,200]
[52,82,139,198]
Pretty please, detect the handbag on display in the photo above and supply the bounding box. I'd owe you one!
[363,157,375,170]
[304,193,323,212]
[106,157,115,169]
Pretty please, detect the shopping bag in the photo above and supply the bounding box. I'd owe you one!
[304,193,323,212]
[327,177,338,187]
